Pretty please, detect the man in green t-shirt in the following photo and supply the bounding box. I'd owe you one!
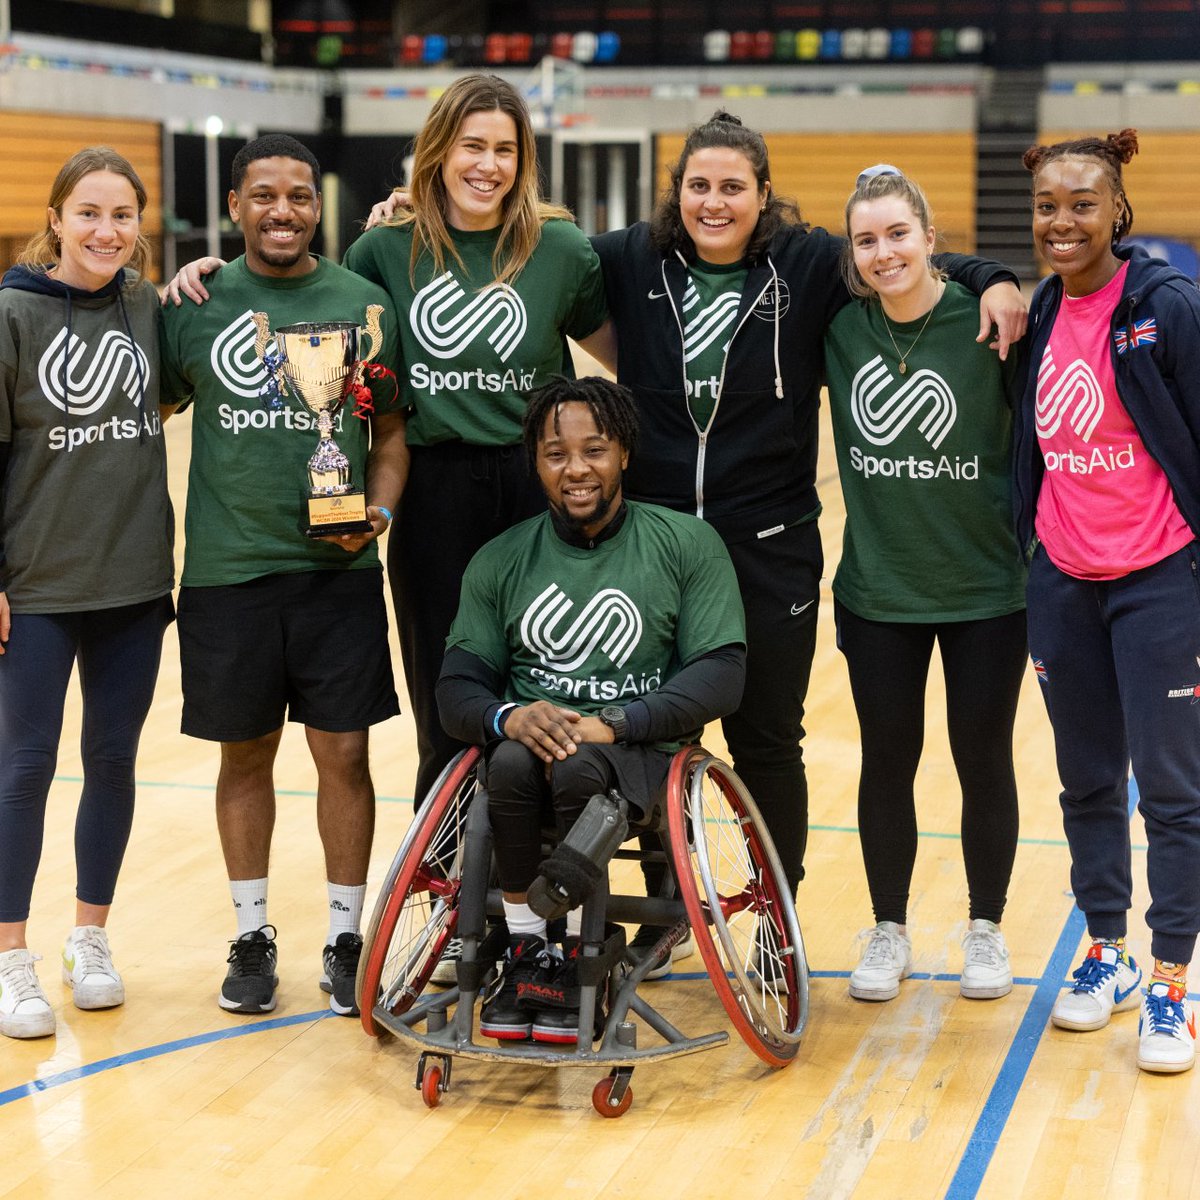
[436,376,746,1043]
[159,134,406,1020]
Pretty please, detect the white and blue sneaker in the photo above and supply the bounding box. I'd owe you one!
[1137,982,1196,1074]
[1051,941,1142,1032]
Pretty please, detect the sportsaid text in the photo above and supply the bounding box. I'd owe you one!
[531,667,662,702]
[49,410,162,452]
[849,447,980,481]
[409,363,536,395]
[218,404,341,435]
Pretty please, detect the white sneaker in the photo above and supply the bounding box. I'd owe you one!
[0,948,56,1038]
[960,919,1013,999]
[1051,942,1141,1032]
[849,922,912,1001]
[429,937,462,986]
[62,926,125,1010]
[1138,982,1196,1074]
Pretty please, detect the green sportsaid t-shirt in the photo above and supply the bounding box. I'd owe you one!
[682,259,747,428]
[159,255,401,587]
[447,501,746,751]
[342,218,607,447]
[823,281,1026,622]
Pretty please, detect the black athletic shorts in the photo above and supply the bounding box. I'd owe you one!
[178,568,400,742]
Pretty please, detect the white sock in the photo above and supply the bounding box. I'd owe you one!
[327,882,367,943]
[502,900,547,941]
[566,907,583,938]
[230,878,269,937]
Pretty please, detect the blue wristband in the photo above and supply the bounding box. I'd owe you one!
[492,702,518,738]
[377,506,393,523]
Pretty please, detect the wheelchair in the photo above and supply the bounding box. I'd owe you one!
[355,744,809,1117]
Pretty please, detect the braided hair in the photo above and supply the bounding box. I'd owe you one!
[649,110,804,264]
[522,376,639,469]
[1023,128,1139,244]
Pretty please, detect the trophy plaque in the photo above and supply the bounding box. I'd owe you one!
[253,305,383,538]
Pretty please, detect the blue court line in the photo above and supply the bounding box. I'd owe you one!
[943,777,1144,1200]
[0,1008,333,1110]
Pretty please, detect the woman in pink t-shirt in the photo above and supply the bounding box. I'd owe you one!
[1016,129,1200,1075]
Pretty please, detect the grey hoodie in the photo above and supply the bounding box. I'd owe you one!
[0,265,173,612]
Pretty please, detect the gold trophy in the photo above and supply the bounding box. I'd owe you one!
[253,306,383,538]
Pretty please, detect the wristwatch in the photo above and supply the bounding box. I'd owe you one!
[598,705,628,744]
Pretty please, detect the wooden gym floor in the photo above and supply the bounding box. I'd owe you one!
[1,390,1193,1200]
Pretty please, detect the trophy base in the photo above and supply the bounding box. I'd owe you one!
[305,490,372,539]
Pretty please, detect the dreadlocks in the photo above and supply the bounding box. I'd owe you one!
[522,376,640,468]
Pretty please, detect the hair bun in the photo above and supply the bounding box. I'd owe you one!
[708,110,744,127]
[1107,128,1140,164]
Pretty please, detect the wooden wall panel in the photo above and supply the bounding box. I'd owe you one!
[0,111,161,277]
[656,132,978,252]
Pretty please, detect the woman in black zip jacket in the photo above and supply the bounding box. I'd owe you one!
[592,112,1025,899]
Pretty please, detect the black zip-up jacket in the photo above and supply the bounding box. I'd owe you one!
[1013,244,1200,557]
[593,221,1019,543]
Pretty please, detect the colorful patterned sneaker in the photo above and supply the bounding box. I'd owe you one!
[629,925,695,981]
[479,936,553,1040]
[320,932,363,1017]
[1051,942,1142,1032]
[62,925,125,1010]
[1138,982,1196,1074]
[0,949,55,1039]
[960,920,1013,1000]
[219,926,279,1014]
[849,922,913,1001]
[429,937,462,987]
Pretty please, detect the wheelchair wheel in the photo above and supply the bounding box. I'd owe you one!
[666,747,808,1068]
[357,747,482,1036]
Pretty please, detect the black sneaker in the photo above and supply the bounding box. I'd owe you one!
[479,936,552,1040]
[526,938,605,1045]
[629,924,695,980]
[320,932,363,1016]
[219,926,279,1014]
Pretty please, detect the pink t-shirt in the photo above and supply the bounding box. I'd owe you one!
[1035,263,1192,579]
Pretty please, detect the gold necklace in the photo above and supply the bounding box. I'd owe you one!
[880,288,941,375]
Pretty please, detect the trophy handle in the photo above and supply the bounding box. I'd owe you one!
[359,304,384,366]
[252,311,273,359]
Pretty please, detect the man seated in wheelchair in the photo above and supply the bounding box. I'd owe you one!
[436,376,746,1043]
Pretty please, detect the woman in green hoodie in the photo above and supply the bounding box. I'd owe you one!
[0,146,174,1039]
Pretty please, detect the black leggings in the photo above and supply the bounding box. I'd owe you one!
[0,598,170,921]
[834,601,1026,926]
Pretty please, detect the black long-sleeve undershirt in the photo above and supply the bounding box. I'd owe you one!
[436,643,746,748]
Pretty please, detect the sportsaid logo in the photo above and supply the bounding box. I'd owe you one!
[40,326,160,453]
[407,273,533,396]
[846,356,976,481]
[208,311,335,436]
[520,583,660,702]
[1036,349,1134,476]
[410,272,526,360]
[211,309,270,399]
[1036,350,1104,441]
[39,327,149,417]
[682,280,739,363]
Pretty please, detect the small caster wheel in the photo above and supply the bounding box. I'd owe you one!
[421,1064,444,1109]
[591,1075,633,1118]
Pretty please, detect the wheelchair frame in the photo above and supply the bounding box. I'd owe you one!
[356,744,809,1117]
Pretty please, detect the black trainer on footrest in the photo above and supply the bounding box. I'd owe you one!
[528,791,629,920]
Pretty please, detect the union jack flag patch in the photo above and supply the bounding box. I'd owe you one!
[1032,658,1048,684]
[1114,317,1158,355]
